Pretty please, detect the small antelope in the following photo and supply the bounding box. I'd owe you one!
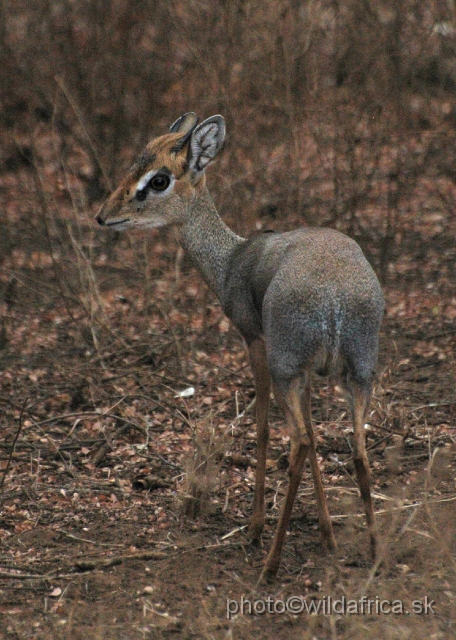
[96,113,384,579]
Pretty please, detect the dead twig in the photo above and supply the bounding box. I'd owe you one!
[0,399,27,494]
[0,551,168,582]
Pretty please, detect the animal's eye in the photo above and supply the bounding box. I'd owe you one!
[149,173,171,191]
[135,172,171,202]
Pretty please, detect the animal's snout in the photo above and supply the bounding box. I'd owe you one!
[95,203,107,225]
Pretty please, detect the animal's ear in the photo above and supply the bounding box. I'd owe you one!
[169,112,199,134]
[187,115,226,181]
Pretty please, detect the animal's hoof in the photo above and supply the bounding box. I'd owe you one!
[325,535,337,552]
[248,521,264,545]
[257,564,278,585]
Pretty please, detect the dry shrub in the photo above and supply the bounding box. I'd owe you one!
[2,0,456,294]
[179,417,227,519]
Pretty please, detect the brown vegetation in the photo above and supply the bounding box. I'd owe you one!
[0,1,455,638]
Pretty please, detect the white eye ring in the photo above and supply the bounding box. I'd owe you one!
[136,169,174,193]
[136,170,156,192]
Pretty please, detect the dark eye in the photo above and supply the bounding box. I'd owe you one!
[149,173,171,191]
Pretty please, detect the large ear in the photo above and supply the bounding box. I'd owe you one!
[187,115,226,180]
[169,112,199,134]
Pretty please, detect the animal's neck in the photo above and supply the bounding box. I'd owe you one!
[179,187,245,300]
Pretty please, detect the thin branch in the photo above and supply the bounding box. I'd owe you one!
[0,399,27,494]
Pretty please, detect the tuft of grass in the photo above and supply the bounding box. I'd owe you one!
[179,416,227,519]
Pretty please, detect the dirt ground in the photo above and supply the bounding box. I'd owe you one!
[1,159,456,640]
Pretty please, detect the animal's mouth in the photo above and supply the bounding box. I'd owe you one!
[104,218,130,227]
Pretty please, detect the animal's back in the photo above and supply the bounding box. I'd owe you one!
[223,227,384,383]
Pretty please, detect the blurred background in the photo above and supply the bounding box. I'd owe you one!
[1,0,456,274]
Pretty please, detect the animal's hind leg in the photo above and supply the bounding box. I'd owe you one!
[300,376,336,551]
[261,378,310,580]
[346,378,377,559]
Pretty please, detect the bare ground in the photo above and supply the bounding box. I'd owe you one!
[0,167,455,640]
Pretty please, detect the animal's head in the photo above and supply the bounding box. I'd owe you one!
[95,113,225,230]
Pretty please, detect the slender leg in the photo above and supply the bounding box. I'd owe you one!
[300,377,337,551]
[261,378,310,580]
[248,339,271,542]
[349,383,377,559]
